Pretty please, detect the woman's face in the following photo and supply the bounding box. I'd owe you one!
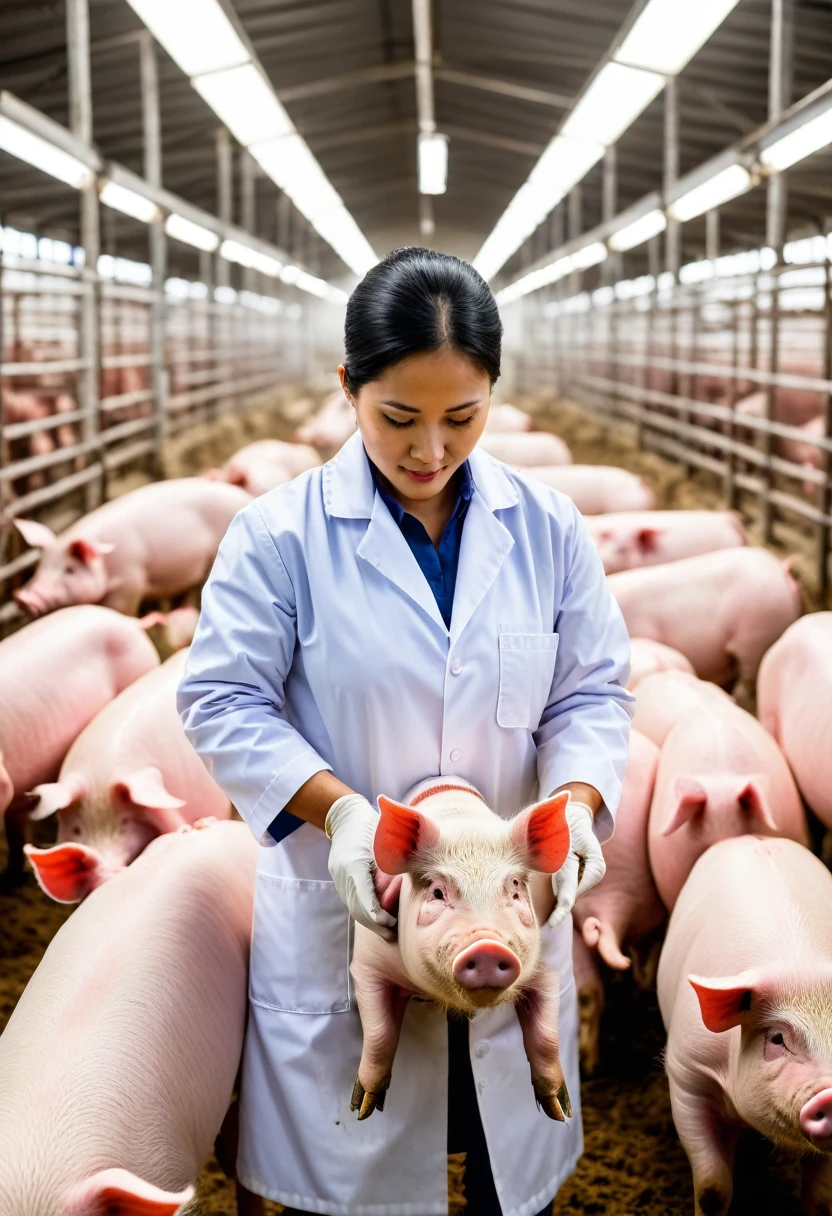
[339,348,491,505]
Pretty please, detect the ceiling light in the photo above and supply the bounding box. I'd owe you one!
[562,62,664,148]
[760,104,832,172]
[220,238,282,276]
[418,133,449,195]
[124,0,249,77]
[530,135,605,195]
[164,212,220,251]
[572,240,608,269]
[280,264,301,284]
[668,163,752,222]
[608,208,666,252]
[250,133,320,194]
[193,64,294,147]
[0,115,93,188]
[616,0,742,76]
[99,179,161,223]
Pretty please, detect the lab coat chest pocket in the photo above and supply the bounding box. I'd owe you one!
[249,874,351,1014]
[496,629,559,729]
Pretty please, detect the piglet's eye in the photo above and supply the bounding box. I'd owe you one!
[771,1032,784,1045]
[433,888,444,900]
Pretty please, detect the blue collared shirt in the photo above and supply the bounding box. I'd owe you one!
[370,460,474,628]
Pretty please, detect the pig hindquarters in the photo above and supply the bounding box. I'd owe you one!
[627,638,695,690]
[13,477,250,617]
[477,431,571,467]
[0,819,257,1216]
[350,783,572,1121]
[585,510,745,574]
[525,465,655,514]
[658,836,832,1216]
[0,605,160,886]
[24,648,231,902]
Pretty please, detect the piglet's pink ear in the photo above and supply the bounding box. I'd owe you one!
[737,779,777,830]
[662,777,708,836]
[68,536,115,564]
[688,971,765,1033]
[64,1167,194,1215]
[637,526,662,553]
[13,517,56,549]
[23,842,117,904]
[510,791,571,873]
[375,796,440,874]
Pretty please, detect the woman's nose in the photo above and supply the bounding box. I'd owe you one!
[410,431,445,465]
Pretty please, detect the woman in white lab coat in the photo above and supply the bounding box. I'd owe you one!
[177,247,633,1216]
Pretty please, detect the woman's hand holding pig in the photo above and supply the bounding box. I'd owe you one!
[548,801,606,928]
[325,794,398,938]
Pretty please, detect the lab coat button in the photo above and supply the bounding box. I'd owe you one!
[451,659,463,675]
[450,748,462,762]
[474,1041,490,1059]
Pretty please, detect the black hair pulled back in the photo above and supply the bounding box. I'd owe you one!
[342,246,502,394]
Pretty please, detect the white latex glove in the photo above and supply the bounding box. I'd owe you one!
[548,800,606,928]
[325,794,397,938]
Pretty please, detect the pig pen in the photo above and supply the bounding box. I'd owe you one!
[0,393,811,1216]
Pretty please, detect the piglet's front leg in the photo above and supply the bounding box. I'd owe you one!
[516,971,571,1122]
[350,945,412,1121]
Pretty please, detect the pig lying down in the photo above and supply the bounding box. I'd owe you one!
[0,819,257,1216]
[350,781,573,1122]
[659,836,832,1216]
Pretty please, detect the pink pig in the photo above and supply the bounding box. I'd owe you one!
[210,439,320,496]
[24,648,232,902]
[573,729,663,971]
[350,780,573,1121]
[608,547,802,686]
[648,699,808,910]
[758,612,832,829]
[525,465,655,514]
[0,818,257,1216]
[12,477,250,618]
[584,510,745,574]
[0,604,160,886]
[294,389,356,455]
[627,638,694,690]
[658,835,832,1216]
[632,670,734,748]
[485,403,534,432]
[477,431,571,467]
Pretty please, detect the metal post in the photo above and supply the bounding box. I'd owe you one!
[568,185,582,297]
[278,193,291,257]
[664,76,681,280]
[818,256,832,603]
[215,128,233,288]
[67,0,100,510]
[602,147,619,285]
[706,209,720,264]
[419,194,435,241]
[241,150,256,292]
[726,296,740,509]
[766,0,794,255]
[140,30,166,481]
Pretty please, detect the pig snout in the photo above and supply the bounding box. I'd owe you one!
[13,586,48,616]
[800,1089,832,1151]
[452,940,521,991]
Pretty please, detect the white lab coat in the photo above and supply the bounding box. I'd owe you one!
[177,430,633,1216]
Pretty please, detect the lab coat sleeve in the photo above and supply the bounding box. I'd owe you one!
[534,501,634,844]
[176,500,332,847]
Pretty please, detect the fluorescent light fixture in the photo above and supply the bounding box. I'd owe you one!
[668,163,751,222]
[280,264,301,284]
[250,133,320,194]
[164,212,220,251]
[530,135,605,195]
[193,64,294,147]
[124,0,248,77]
[99,179,161,223]
[418,132,449,195]
[0,115,93,188]
[609,208,666,251]
[220,238,282,276]
[616,0,742,76]
[760,104,832,171]
[572,240,608,269]
[562,62,664,148]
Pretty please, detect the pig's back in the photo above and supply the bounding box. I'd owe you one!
[757,615,832,792]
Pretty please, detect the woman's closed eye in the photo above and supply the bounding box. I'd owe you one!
[381,413,477,430]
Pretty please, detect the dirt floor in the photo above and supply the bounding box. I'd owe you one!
[0,393,817,1215]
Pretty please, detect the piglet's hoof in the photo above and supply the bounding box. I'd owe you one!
[351,1075,388,1120]
[533,1077,571,1121]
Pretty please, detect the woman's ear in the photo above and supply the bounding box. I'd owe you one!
[337,364,350,399]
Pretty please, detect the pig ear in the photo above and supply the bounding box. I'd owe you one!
[737,779,777,830]
[28,772,88,821]
[374,869,403,915]
[637,526,663,553]
[111,767,187,833]
[64,1167,194,1215]
[24,842,114,904]
[68,536,115,564]
[374,795,440,874]
[688,971,766,1033]
[13,517,56,549]
[662,777,708,836]
[510,791,571,873]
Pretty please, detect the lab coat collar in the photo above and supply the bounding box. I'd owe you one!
[323,429,520,520]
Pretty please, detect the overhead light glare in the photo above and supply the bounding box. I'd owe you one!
[572,240,608,269]
[124,0,249,76]
[418,132,449,195]
[668,163,752,222]
[616,0,742,76]
[220,238,282,276]
[0,115,93,188]
[609,208,666,252]
[99,179,161,223]
[529,135,604,195]
[760,104,832,171]
[164,212,220,251]
[562,62,664,148]
[193,64,294,147]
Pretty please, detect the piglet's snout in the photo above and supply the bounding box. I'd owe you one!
[452,940,521,990]
[800,1089,832,1150]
